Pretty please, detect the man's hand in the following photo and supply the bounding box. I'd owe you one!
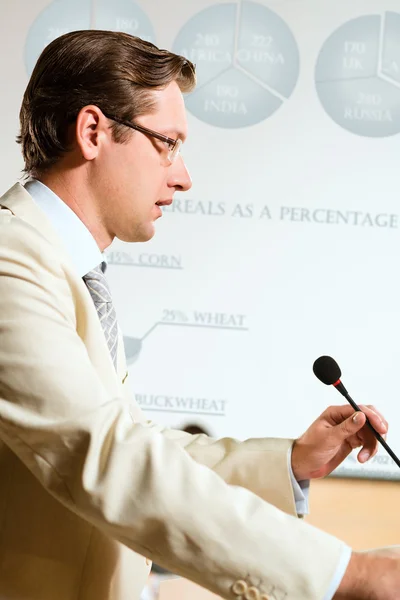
[334,549,400,599]
[291,404,388,481]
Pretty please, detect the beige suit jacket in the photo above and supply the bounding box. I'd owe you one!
[0,183,346,600]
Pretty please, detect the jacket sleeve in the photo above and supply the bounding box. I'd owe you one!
[136,422,298,516]
[0,214,348,600]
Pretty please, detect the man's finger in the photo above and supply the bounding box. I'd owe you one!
[323,404,364,426]
[323,404,389,437]
[358,442,378,463]
[359,404,388,435]
[336,410,366,440]
[355,422,379,462]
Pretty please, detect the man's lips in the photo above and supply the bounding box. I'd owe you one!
[155,199,173,206]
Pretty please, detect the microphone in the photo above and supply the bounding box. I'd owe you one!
[313,355,400,469]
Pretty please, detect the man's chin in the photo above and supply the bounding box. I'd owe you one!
[119,225,155,244]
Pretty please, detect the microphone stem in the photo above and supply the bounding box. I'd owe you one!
[340,387,400,469]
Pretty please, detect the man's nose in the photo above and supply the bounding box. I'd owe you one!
[168,156,192,192]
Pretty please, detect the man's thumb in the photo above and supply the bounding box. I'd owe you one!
[339,411,366,438]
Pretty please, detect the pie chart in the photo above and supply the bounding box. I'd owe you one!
[315,12,400,137]
[173,1,300,128]
[25,0,155,75]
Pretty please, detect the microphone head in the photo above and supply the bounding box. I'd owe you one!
[313,355,342,385]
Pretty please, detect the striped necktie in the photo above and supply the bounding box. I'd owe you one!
[83,264,118,369]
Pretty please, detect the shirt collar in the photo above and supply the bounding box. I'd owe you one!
[25,179,105,277]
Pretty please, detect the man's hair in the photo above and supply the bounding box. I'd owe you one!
[18,30,196,176]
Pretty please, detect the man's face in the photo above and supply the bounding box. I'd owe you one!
[95,81,192,244]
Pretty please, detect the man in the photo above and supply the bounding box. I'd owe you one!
[0,30,398,600]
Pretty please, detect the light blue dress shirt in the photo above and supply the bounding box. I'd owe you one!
[25,178,351,599]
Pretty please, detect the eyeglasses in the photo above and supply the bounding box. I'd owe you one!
[102,112,182,164]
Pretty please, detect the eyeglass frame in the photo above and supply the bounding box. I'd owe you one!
[102,111,182,163]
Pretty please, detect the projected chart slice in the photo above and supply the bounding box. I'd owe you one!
[173,1,299,128]
[124,336,142,365]
[25,0,91,75]
[317,77,400,138]
[186,67,282,129]
[315,16,380,82]
[25,0,155,75]
[236,0,299,97]
[382,11,400,84]
[96,0,154,40]
[172,3,237,87]
[315,12,400,138]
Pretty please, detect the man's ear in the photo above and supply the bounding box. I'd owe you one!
[75,105,108,161]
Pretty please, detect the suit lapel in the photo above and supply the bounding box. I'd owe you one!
[0,183,73,258]
[0,182,128,383]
